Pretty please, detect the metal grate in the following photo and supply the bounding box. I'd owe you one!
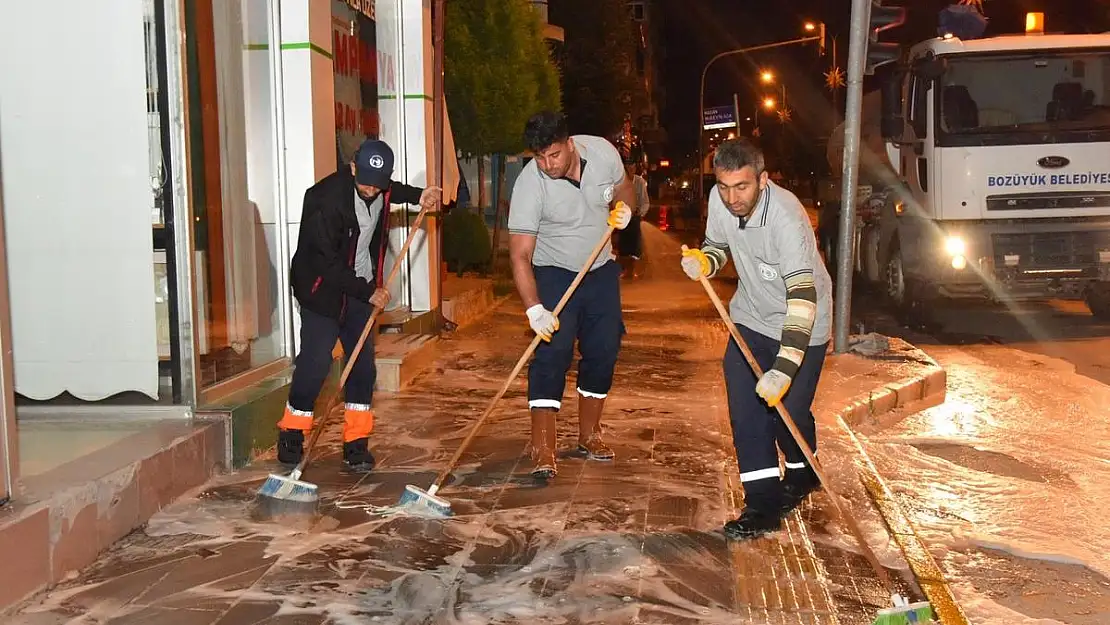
[991,230,1110,270]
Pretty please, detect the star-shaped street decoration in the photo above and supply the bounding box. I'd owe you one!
[777,108,792,123]
[824,66,845,91]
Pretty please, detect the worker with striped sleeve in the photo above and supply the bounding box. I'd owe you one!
[681,139,833,540]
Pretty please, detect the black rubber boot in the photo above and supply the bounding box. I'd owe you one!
[723,507,783,541]
[780,468,821,516]
[277,429,305,466]
[725,480,783,540]
[343,437,376,473]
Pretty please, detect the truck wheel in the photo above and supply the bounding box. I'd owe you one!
[885,242,929,326]
[1087,285,1110,321]
[884,243,907,307]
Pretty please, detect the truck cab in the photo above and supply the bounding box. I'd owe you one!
[875,31,1110,318]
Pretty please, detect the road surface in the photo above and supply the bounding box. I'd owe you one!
[854,295,1110,624]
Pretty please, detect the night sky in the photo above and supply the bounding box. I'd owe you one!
[657,0,1110,163]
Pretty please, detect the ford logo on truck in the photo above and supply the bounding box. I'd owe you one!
[1037,156,1070,169]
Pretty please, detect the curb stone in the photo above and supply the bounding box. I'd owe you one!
[835,344,971,625]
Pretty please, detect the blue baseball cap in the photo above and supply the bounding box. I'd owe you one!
[354,139,394,188]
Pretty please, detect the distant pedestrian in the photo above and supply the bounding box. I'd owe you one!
[507,111,635,479]
[616,162,650,278]
[681,139,833,540]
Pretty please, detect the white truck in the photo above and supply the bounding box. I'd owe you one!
[824,25,1110,321]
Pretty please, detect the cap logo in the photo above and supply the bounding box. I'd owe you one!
[368,155,385,169]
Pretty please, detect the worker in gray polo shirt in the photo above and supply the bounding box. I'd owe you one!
[508,111,635,479]
[681,139,833,540]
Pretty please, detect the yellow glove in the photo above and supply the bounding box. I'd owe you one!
[681,247,711,280]
[607,201,632,230]
[755,369,792,407]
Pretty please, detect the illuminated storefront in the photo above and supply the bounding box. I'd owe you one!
[0,0,455,502]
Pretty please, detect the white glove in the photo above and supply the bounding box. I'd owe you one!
[607,201,632,230]
[755,369,792,407]
[681,247,711,280]
[526,304,560,342]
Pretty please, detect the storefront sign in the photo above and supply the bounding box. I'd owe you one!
[332,0,379,162]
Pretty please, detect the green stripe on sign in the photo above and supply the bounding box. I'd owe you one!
[378,94,432,102]
[244,42,333,60]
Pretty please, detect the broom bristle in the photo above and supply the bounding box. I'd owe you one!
[872,601,934,625]
[396,484,452,517]
[258,472,318,503]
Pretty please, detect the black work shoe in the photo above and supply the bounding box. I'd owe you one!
[781,477,821,516]
[723,508,782,541]
[277,429,305,466]
[343,438,376,473]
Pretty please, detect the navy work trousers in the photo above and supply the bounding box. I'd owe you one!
[288,297,377,414]
[528,260,623,410]
[723,323,827,510]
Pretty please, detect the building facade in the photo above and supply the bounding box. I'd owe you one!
[0,0,455,506]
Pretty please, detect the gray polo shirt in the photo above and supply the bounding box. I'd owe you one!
[507,134,626,272]
[706,181,833,345]
[354,189,384,280]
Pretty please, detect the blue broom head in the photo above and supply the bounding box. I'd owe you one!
[938,4,988,40]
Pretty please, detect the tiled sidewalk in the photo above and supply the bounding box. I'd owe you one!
[10,229,939,624]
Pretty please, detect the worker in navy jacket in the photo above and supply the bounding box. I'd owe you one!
[278,139,441,472]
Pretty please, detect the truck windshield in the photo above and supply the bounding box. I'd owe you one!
[936,48,1110,145]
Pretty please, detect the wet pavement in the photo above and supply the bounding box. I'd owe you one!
[853,297,1110,623]
[10,227,939,624]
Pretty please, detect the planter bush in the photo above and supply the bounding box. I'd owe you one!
[443,209,492,275]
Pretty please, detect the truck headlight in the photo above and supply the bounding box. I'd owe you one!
[944,236,967,257]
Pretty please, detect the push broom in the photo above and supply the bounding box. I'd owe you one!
[255,202,434,519]
[684,246,934,625]
[396,214,625,517]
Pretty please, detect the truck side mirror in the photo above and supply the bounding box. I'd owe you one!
[880,75,904,140]
[914,57,946,81]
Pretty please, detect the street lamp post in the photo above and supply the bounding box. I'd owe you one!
[697,29,824,219]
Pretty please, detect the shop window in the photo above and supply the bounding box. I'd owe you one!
[183,0,287,387]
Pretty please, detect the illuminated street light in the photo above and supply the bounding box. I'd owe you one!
[804,22,817,32]
[760,70,774,84]
[763,97,777,110]
[697,27,826,216]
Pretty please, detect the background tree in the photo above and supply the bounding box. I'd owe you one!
[445,0,561,209]
[444,0,560,274]
[549,0,639,138]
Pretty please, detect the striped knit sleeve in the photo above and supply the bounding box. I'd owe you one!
[772,270,818,378]
[702,201,730,277]
[701,241,729,277]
